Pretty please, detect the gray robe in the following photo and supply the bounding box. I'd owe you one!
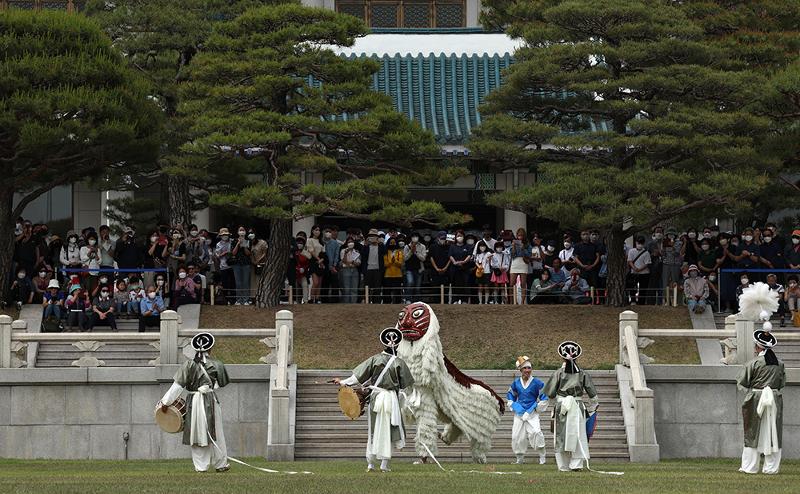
[737,355,785,448]
[543,368,598,451]
[351,352,415,443]
[174,359,230,446]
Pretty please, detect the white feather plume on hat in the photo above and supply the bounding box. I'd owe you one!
[738,282,779,323]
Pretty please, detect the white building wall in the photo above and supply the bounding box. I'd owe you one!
[72,182,102,232]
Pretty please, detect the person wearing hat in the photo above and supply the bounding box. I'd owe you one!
[683,265,709,314]
[543,341,599,472]
[360,229,386,302]
[334,328,414,472]
[65,284,91,331]
[784,229,800,272]
[42,279,65,320]
[736,283,785,473]
[158,332,231,472]
[213,228,235,305]
[507,356,548,464]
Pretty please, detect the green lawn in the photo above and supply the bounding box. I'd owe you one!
[1,459,798,494]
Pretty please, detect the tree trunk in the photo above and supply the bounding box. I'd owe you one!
[0,189,15,300]
[167,175,193,227]
[256,218,291,308]
[605,227,628,307]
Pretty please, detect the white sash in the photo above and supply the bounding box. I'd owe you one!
[756,386,779,455]
[558,395,582,454]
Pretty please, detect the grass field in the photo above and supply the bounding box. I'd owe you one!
[201,304,699,368]
[0,458,798,494]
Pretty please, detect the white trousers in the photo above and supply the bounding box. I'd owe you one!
[190,401,229,472]
[512,413,546,459]
[740,447,781,475]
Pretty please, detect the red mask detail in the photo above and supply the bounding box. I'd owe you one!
[397,302,430,341]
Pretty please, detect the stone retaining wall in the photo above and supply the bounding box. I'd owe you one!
[647,365,800,459]
[0,365,274,460]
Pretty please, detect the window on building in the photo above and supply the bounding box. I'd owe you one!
[336,1,465,29]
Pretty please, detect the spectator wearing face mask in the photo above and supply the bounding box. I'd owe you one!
[230,226,252,305]
[696,238,721,277]
[42,279,65,321]
[383,238,404,304]
[627,236,652,305]
[645,227,665,305]
[115,227,143,273]
[489,239,510,304]
[90,285,117,331]
[127,276,145,315]
[306,225,325,304]
[706,271,719,311]
[145,229,169,288]
[154,273,170,306]
[92,273,114,300]
[474,240,493,304]
[113,279,131,315]
[60,232,82,273]
[574,230,601,289]
[734,228,761,281]
[558,235,577,272]
[184,225,209,273]
[563,268,591,304]
[474,225,496,255]
[294,235,312,303]
[322,227,342,303]
[173,266,198,309]
[449,230,474,304]
[403,233,426,303]
[759,228,785,270]
[683,265,709,314]
[31,268,51,304]
[214,228,235,305]
[528,233,545,288]
[764,273,787,327]
[8,267,34,309]
[784,275,800,327]
[542,240,557,268]
[339,236,362,303]
[80,231,102,293]
[785,230,800,271]
[661,238,684,298]
[428,231,451,295]
[359,229,386,302]
[65,284,91,331]
[735,274,751,308]
[139,285,165,332]
[683,228,700,265]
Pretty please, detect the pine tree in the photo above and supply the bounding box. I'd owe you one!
[476,0,782,305]
[0,9,160,294]
[85,0,287,226]
[181,4,466,307]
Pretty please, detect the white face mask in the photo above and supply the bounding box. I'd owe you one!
[39,271,47,278]
[324,232,332,239]
[564,242,571,249]
[653,233,663,240]
[248,233,255,240]
[347,242,355,249]
[69,237,77,244]
[703,232,711,239]
[148,292,156,300]
[793,238,800,245]
[466,239,474,245]
[701,244,710,251]
[88,239,96,246]
[190,230,198,237]
[456,236,464,243]
[17,273,25,279]
[178,272,187,279]
[744,235,753,242]
[150,236,158,243]
[172,233,181,240]
[763,236,772,243]
[688,232,697,239]
[547,246,554,253]
[411,236,419,242]
[790,282,797,288]
[399,241,405,247]
[156,280,164,286]
[741,278,749,285]
[100,291,109,298]
[709,275,716,282]
[719,238,728,246]
[99,277,108,284]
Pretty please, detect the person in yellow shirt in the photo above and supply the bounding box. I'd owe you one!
[383,237,404,304]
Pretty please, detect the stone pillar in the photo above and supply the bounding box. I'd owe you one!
[159,310,180,365]
[276,310,294,365]
[0,315,11,368]
[503,209,526,233]
[735,314,755,365]
[619,310,639,364]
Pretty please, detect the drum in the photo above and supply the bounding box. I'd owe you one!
[338,386,369,420]
[155,398,187,433]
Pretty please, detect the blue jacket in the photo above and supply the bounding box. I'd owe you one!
[506,376,547,415]
[140,295,166,316]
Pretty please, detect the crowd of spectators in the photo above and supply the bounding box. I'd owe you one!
[7,217,800,328]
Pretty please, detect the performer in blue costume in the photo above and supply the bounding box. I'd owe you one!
[507,355,548,464]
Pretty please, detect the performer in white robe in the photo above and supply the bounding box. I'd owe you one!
[335,327,414,472]
[158,332,230,472]
[507,355,548,464]
[543,341,598,472]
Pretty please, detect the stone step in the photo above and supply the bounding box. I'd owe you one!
[294,422,627,431]
[35,359,155,367]
[296,405,624,414]
[294,450,631,460]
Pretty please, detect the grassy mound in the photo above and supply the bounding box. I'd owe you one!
[201,304,698,369]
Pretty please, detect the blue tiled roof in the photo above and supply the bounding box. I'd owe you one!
[346,52,514,144]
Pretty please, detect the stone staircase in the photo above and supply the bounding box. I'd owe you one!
[295,369,629,463]
[35,316,159,367]
[714,312,800,367]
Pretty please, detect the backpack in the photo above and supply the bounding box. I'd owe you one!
[41,316,63,333]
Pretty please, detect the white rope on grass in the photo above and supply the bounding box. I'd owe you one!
[420,442,521,475]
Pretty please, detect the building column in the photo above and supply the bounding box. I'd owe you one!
[100,190,133,228]
[503,209,526,233]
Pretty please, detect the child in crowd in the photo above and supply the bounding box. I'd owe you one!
[128,276,145,315]
[490,241,510,304]
[785,275,800,327]
[114,279,131,315]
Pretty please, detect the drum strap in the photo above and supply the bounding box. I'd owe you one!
[198,363,220,404]
[368,355,396,392]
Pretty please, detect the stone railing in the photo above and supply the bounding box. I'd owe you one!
[0,310,296,460]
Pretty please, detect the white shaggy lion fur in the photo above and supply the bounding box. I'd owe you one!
[739,282,780,322]
[397,303,501,462]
